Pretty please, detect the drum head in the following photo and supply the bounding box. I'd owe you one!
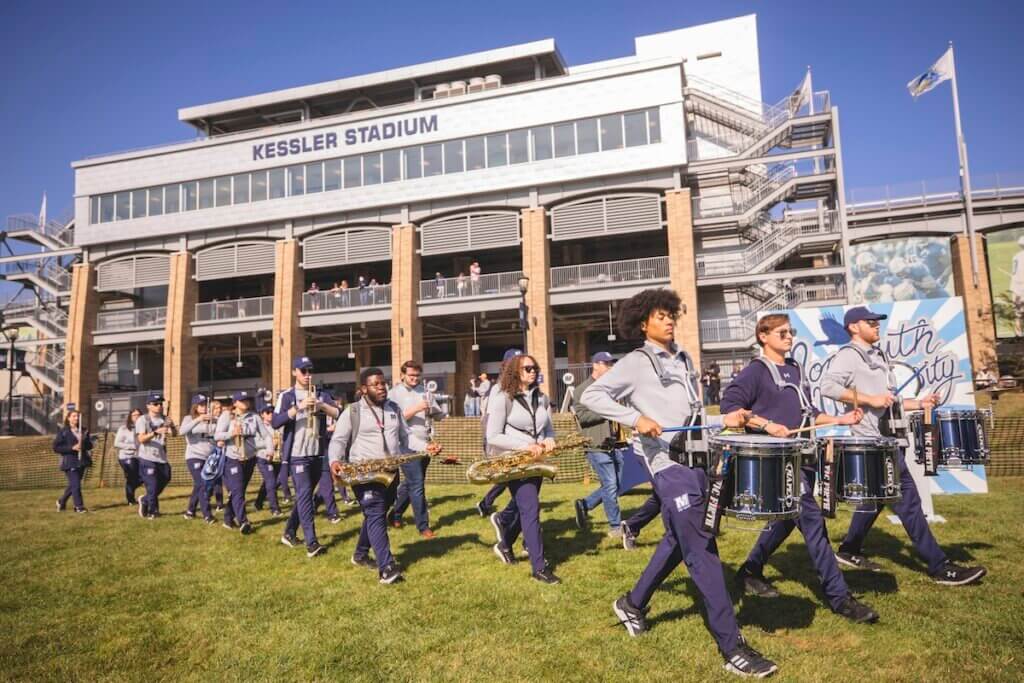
[827,435,897,448]
[711,435,802,446]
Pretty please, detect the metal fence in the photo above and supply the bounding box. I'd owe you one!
[550,257,669,290]
[195,296,274,322]
[302,285,391,312]
[95,306,167,332]
[419,271,524,301]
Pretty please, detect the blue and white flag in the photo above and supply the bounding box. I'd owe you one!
[907,47,953,98]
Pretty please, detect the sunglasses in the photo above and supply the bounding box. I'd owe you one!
[774,329,797,339]
[863,320,881,328]
[297,368,312,374]
[521,365,539,373]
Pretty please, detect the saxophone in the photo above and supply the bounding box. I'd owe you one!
[333,451,432,487]
[233,407,246,459]
[466,434,590,485]
[270,429,282,463]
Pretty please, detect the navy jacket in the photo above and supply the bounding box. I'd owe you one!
[53,427,94,471]
[272,387,337,459]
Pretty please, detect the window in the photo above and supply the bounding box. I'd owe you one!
[251,172,268,201]
[531,126,553,161]
[90,196,99,224]
[363,153,382,185]
[115,192,131,220]
[466,136,485,170]
[148,187,163,216]
[554,123,575,158]
[100,195,114,222]
[305,162,323,193]
[600,115,623,151]
[576,118,599,154]
[344,157,362,188]
[486,133,507,167]
[198,179,214,209]
[404,147,422,179]
[268,168,286,199]
[183,182,198,211]
[382,149,402,183]
[324,159,342,190]
[509,129,529,164]
[423,143,443,177]
[164,185,179,213]
[624,111,647,147]
[232,174,250,203]
[647,108,661,143]
[443,140,464,173]
[131,189,147,219]
[215,177,232,206]
[288,165,305,196]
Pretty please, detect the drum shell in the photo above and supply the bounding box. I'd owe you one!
[933,409,991,466]
[823,437,901,505]
[709,436,804,522]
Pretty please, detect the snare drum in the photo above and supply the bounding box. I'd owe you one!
[933,408,991,467]
[821,436,901,505]
[708,435,804,522]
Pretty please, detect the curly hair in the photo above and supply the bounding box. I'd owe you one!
[617,288,681,340]
[498,354,540,397]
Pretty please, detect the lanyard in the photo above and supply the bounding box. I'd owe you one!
[364,398,391,455]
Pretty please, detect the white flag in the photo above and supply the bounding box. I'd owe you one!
[786,71,812,115]
[907,47,953,98]
[38,192,47,228]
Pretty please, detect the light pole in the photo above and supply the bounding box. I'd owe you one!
[517,276,530,353]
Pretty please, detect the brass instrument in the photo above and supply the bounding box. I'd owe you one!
[302,376,320,457]
[233,406,246,458]
[270,429,282,463]
[424,379,438,438]
[466,434,590,485]
[333,451,432,487]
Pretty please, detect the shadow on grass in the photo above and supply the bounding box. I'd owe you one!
[736,593,817,632]
[397,533,479,569]
[429,493,474,506]
[859,528,995,574]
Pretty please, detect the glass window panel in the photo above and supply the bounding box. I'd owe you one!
[288,165,304,196]
[198,179,214,209]
[531,126,553,161]
[382,149,401,182]
[183,182,197,211]
[268,168,286,199]
[163,185,179,213]
[215,177,232,206]
[443,140,464,173]
[251,172,268,201]
[115,192,131,220]
[465,136,485,170]
[647,108,661,143]
[232,174,250,203]
[131,189,147,218]
[576,118,599,154]
[305,162,323,193]
[554,122,575,158]
[423,143,443,177]
[147,187,163,216]
[324,159,341,190]
[90,196,99,224]
[404,147,422,180]
[509,129,529,164]
[363,153,382,185]
[100,195,114,222]
[624,111,647,147]
[343,157,362,188]
[599,115,623,151]
[486,133,507,167]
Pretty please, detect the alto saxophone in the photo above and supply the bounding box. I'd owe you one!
[233,407,246,459]
[270,429,282,463]
[333,451,431,487]
[466,434,590,485]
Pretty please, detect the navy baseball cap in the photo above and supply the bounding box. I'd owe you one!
[503,348,523,362]
[260,405,273,414]
[232,390,251,402]
[591,351,616,364]
[191,393,208,406]
[843,306,888,328]
[65,402,77,412]
[293,356,314,370]
[146,392,164,404]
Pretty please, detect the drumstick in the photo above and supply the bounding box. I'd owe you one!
[894,366,924,396]
[660,425,715,433]
[853,388,859,411]
[786,423,832,436]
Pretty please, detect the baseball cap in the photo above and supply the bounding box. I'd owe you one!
[843,306,888,328]
[232,390,251,402]
[191,393,208,406]
[293,356,314,370]
[591,351,616,364]
[146,392,164,404]
[260,406,273,414]
[502,348,523,362]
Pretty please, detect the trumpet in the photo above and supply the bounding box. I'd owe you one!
[233,406,246,458]
[302,375,320,457]
[333,451,432,487]
[466,434,590,485]
[425,379,438,438]
[560,372,576,413]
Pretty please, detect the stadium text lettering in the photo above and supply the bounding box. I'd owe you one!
[251,115,439,161]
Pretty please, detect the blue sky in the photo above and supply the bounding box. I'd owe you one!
[1,0,1021,220]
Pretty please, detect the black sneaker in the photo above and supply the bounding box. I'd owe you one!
[735,565,780,599]
[620,521,637,550]
[281,533,299,547]
[476,500,491,517]
[489,512,506,546]
[531,568,561,585]
[351,554,377,570]
[183,511,195,520]
[306,542,326,558]
[833,594,879,624]
[723,638,778,678]
[239,522,253,535]
[254,502,264,511]
[204,517,216,525]
[493,543,515,565]
[930,561,987,586]
[74,508,88,514]
[379,564,403,584]
[56,500,64,512]
[127,498,137,506]
[835,551,883,572]
[574,499,589,529]
[328,516,342,525]
[137,498,146,518]
[222,522,235,531]
[612,595,649,636]
[215,505,225,512]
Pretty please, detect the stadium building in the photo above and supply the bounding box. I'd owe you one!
[0,13,1012,431]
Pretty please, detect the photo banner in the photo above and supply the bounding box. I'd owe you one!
[983,226,1024,339]
[849,236,953,305]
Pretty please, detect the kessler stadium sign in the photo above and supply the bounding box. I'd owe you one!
[251,114,439,161]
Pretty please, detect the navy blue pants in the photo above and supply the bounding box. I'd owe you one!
[744,467,849,610]
[839,451,947,574]
[118,457,141,504]
[624,492,662,536]
[354,477,399,570]
[186,458,211,519]
[223,458,256,527]
[59,467,85,510]
[139,461,171,516]
[481,483,506,508]
[254,459,281,513]
[392,456,430,531]
[315,461,340,518]
[285,456,320,549]
[629,465,740,656]
[277,460,292,499]
[496,477,546,574]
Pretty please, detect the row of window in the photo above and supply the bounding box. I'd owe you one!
[90,109,662,224]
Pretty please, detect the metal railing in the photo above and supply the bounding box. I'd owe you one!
[195,296,274,322]
[701,281,847,345]
[0,260,71,291]
[549,257,669,289]
[419,271,523,301]
[696,210,839,277]
[303,285,391,312]
[846,171,1024,213]
[96,306,167,332]
[6,210,74,244]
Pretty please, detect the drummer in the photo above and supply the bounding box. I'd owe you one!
[723,313,879,623]
[821,306,987,586]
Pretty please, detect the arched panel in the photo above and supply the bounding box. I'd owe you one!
[550,193,663,242]
[195,241,276,281]
[96,254,170,291]
[419,211,520,256]
[302,227,392,269]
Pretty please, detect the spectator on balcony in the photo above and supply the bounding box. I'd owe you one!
[358,275,368,306]
[369,277,380,304]
[435,272,445,298]
[308,282,321,311]
[470,261,481,295]
[340,279,350,307]
[709,361,722,405]
[457,272,467,297]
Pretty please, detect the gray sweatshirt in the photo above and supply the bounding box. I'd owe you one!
[580,341,723,475]
[389,382,444,451]
[215,410,260,460]
[114,426,137,460]
[327,398,415,466]
[135,414,169,463]
[179,415,217,460]
[484,386,556,456]
[820,342,892,438]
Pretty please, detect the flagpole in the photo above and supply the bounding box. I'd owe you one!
[947,42,980,287]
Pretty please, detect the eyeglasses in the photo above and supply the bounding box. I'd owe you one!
[863,320,881,328]
[774,329,797,339]
[521,365,539,373]
[297,368,312,375]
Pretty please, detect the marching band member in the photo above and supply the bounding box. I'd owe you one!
[723,313,879,623]
[254,406,284,516]
[822,306,987,586]
[214,390,260,534]
[474,349,520,517]
[275,356,340,558]
[114,409,142,506]
[329,367,441,584]
[485,353,560,584]
[580,288,777,678]
[618,495,660,550]
[136,393,175,520]
[180,394,217,524]
[388,360,445,538]
[211,400,226,511]
[54,408,93,513]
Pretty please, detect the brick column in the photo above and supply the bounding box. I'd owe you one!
[665,189,701,367]
[63,263,98,418]
[454,337,479,416]
[521,207,555,397]
[163,251,199,425]
[566,330,589,365]
[390,223,422,384]
[951,234,997,374]
[272,239,305,393]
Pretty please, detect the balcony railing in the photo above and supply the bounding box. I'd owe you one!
[195,296,274,322]
[302,285,391,312]
[846,171,1024,214]
[701,281,847,345]
[696,211,839,278]
[550,256,669,290]
[419,271,524,301]
[96,306,167,332]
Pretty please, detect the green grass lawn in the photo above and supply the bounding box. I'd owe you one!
[2,480,1022,682]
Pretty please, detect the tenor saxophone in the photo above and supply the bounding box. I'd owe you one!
[466,434,590,485]
[333,451,432,487]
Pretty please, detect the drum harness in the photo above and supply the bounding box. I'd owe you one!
[837,344,910,446]
[752,356,819,468]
